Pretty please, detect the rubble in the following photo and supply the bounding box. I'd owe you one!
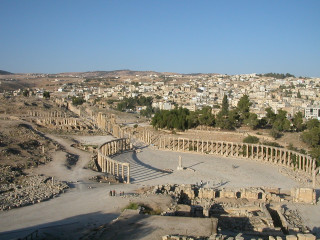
[0,166,68,211]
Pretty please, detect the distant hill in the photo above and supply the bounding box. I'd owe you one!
[0,70,13,75]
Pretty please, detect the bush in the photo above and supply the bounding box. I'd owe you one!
[122,202,161,215]
[122,202,139,211]
[43,91,50,99]
[243,135,259,144]
[72,97,85,106]
[270,129,282,139]
[262,141,283,148]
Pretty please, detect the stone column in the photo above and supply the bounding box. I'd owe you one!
[177,155,183,170]
[121,164,124,180]
[127,165,130,183]
[201,140,204,153]
[117,163,119,176]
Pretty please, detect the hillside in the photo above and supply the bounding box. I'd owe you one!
[0,70,13,75]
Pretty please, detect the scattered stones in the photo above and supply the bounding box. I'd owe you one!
[0,166,68,211]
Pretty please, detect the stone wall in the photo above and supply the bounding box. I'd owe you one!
[161,233,317,240]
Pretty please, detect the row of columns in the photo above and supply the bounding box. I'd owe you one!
[29,111,67,118]
[97,138,131,183]
[157,137,316,175]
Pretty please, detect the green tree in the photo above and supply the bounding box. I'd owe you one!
[292,111,305,132]
[265,107,276,126]
[23,89,29,97]
[309,147,320,167]
[221,95,229,116]
[237,94,252,123]
[301,127,320,147]
[272,109,290,132]
[244,113,259,130]
[306,118,320,130]
[43,91,50,99]
[72,97,85,106]
[297,90,301,98]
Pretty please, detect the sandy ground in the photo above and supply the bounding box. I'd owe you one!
[0,134,319,239]
[70,135,115,146]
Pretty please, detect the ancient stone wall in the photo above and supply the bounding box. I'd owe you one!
[96,112,130,138]
[97,138,132,183]
[161,233,317,240]
[153,184,316,205]
[29,111,94,131]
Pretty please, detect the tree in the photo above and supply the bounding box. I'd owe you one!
[237,94,252,123]
[72,97,85,106]
[221,95,229,116]
[43,91,50,99]
[297,90,301,98]
[244,113,259,130]
[272,109,290,132]
[292,111,305,132]
[306,118,320,130]
[23,89,29,97]
[265,107,276,126]
[301,127,320,147]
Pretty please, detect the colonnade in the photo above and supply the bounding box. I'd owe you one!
[95,113,318,182]
[96,112,127,138]
[133,129,317,176]
[158,137,316,175]
[97,138,132,183]
[28,110,67,118]
[35,117,92,130]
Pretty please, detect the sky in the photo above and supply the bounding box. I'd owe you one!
[1,0,320,76]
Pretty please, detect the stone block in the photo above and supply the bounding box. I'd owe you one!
[297,233,306,240]
[303,234,316,240]
[286,235,297,240]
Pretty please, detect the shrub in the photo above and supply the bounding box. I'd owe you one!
[262,141,283,148]
[122,202,139,211]
[243,135,259,144]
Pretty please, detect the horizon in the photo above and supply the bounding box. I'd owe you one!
[2,69,318,78]
[1,0,320,77]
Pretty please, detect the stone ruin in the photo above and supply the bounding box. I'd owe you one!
[141,184,317,238]
[28,110,95,131]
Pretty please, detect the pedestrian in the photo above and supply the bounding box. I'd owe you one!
[109,190,112,196]
[113,190,116,196]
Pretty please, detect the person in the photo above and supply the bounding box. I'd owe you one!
[113,190,116,196]
[109,190,112,196]
[200,180,203,186]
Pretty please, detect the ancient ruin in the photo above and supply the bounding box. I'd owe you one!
[97,138,132,183]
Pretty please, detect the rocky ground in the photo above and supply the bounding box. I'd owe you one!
[0,166,68,211]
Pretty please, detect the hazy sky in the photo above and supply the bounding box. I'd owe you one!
[1,0,319,76]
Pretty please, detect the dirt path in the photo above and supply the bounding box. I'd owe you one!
[27,134,99,182]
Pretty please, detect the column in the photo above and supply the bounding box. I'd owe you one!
[201,140,204,153]
[117,163,119,176]
[127,165,130,184]
[122,164,124,180]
